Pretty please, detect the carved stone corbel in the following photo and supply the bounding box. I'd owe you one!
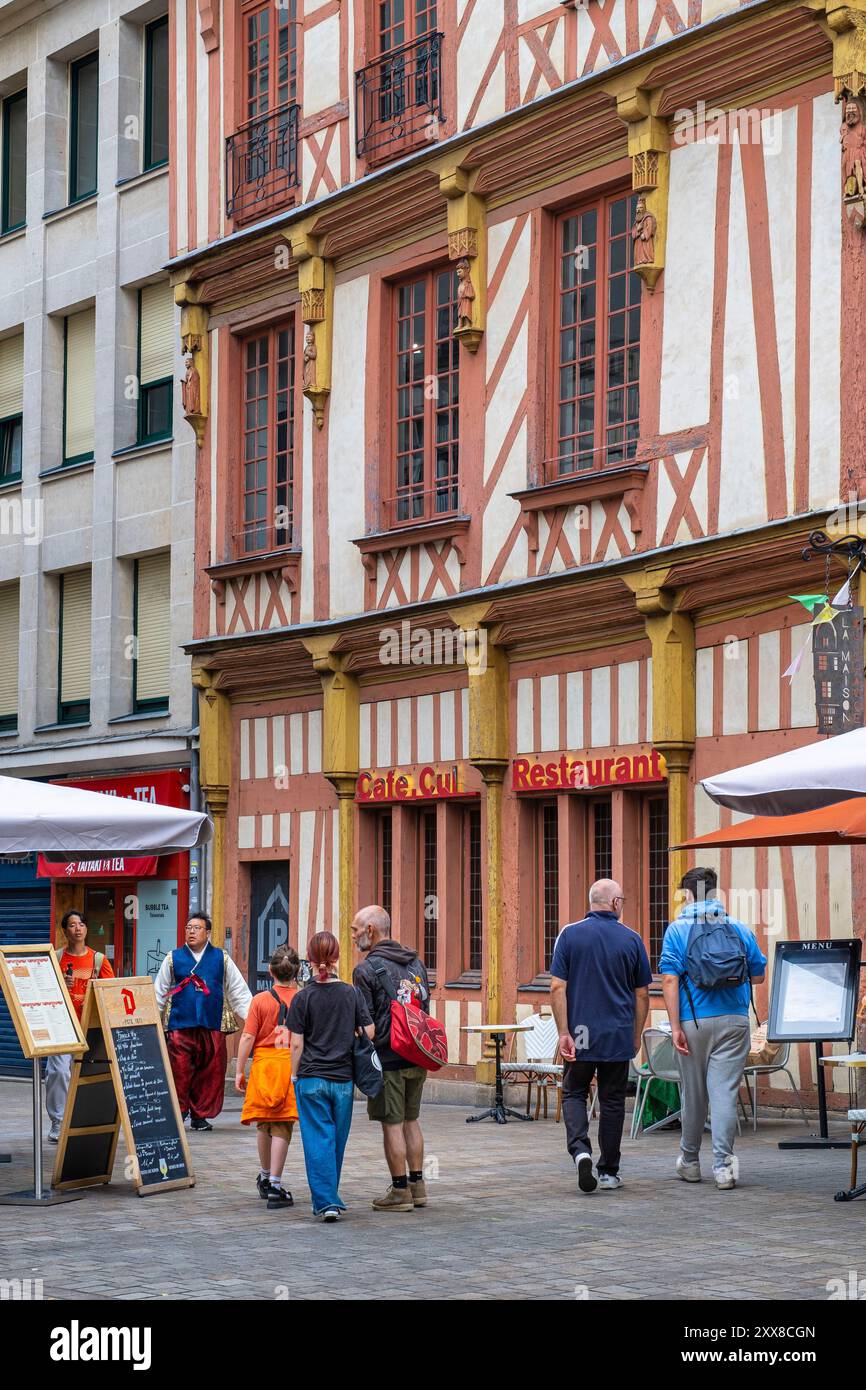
[615,87,670,292]
[291,226,333,428]
[439,166,486,353]
[173,278,209,449]
[197,0,220,52]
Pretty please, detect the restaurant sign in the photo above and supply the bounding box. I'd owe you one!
[356,763,476,803]
[512,748,667,792]
[814,605,865,736]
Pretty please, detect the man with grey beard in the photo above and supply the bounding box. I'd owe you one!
[351,905,430,1213]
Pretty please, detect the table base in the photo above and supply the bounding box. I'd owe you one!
[466,1104,534,1126]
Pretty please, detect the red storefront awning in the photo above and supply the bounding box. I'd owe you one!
[36,855,159,880]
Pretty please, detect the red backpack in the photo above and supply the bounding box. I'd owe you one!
[370,958,448,1072]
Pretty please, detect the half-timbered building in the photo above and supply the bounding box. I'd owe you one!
[170,0,866,1107]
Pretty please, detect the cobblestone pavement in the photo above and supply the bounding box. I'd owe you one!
[0,1080,862,1301]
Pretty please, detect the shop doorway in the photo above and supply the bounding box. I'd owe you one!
[249,862,290,995]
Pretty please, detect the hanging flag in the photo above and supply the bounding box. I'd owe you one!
[789,593,829,613]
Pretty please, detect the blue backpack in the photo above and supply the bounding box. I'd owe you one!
[682,909,756,1026]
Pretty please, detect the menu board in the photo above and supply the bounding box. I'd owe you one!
[111,1024,189,1188]
[768,939,862,1042]
[0,945,86,1059]
[53,977,194,1197]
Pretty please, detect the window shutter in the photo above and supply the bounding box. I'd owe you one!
[60,569,91,704]
[0,334,24,418]
[64,308,95,460]
[135,552,171,703]
[0,583,19,719]
[139,282,175,386]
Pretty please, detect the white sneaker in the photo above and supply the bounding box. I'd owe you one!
[714,1163,736,1190]
[47,1121,60,1144]
[575,1153,597,1193]
[676,1154,701,1183]
[597,1174,622,1190]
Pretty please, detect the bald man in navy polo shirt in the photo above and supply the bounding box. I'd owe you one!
[550,879,652,1193]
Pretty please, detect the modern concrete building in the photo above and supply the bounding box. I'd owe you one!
[0,0,198,1071]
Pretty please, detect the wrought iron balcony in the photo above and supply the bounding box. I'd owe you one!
[355,33,444,163]
[225,102,300,222]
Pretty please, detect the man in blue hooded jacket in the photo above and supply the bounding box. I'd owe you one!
[660,866,766,1190]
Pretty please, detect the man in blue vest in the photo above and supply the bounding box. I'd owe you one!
[155,914,252,1131]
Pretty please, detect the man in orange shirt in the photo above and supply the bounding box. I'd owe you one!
[45,909,114,1141]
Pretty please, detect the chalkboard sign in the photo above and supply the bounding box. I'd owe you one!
[110,1024,189,1188]
[53,977,194,1197]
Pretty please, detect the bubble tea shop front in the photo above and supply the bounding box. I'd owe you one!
[37,770,192,981]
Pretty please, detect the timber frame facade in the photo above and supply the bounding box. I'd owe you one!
[172,0,866,1106]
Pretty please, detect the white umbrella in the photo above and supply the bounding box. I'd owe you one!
[701,727,866,817]
[0,775,212,856]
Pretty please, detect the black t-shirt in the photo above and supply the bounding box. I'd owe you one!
[286,980,372,1083]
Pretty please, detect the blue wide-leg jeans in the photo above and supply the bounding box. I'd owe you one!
[293,1076,355,1215]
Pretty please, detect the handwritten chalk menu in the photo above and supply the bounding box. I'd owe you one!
[0,945,86,1059]
[53,976,194,1197]
[111,1024,189,1187]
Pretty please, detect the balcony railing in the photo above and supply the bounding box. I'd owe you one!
[355,33,444,163]
[225,102,300,222]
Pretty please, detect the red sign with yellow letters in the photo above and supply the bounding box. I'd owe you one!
[512,748,667,792]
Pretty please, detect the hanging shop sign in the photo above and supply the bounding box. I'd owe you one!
[356,763,478,803]
[512,747,667,793]
[36,856,159,880]
[814,605,865,736]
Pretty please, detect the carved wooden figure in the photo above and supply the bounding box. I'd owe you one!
[455,258,476,330]
[842,97,866,200]
[631,196,657,267]
[303,327,318,391]
[181,351,202,418]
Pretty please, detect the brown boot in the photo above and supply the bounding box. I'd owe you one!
[409,1177,427,1208]
[372,1183,414,1212]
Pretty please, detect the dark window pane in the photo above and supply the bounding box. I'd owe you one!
[71,56,99,201]
[0,416,22,479]
[2,91,27,231]
[141,381,173,442]
[145,19,169,169]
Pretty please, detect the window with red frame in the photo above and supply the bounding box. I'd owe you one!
[538,801,560,971]
[244,0,298,119]
[391,267,459,526]
[421,809,438,971]
[376,810,393,916]
[555,191,641,476]
[378,0,438,53]
[464,805,482,972]
[240,322,295,555]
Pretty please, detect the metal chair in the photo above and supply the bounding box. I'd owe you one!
[500,1012,563,1119]
[740,1041,808,1130]
[632,1028,682,1137]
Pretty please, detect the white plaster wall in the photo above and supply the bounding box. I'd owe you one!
[304,13,341,115]
[808,92,842,511]
[717,141,766,532]
[457,2,504,129]
[327,274,368,619]
[659,141,717,433]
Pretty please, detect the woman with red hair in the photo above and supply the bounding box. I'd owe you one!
[287,931,374,1221]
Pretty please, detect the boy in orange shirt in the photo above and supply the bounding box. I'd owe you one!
[46,909,115,1141]
[235,944,300,1210]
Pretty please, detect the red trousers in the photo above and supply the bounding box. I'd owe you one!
[167,1028,227,1120]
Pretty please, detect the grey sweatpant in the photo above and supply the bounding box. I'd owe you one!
[677,1014,750,1170]
[45,1051,72,1125]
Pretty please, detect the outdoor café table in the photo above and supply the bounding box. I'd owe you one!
[819,1054,866,1202]
[462,1023,534,1125]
